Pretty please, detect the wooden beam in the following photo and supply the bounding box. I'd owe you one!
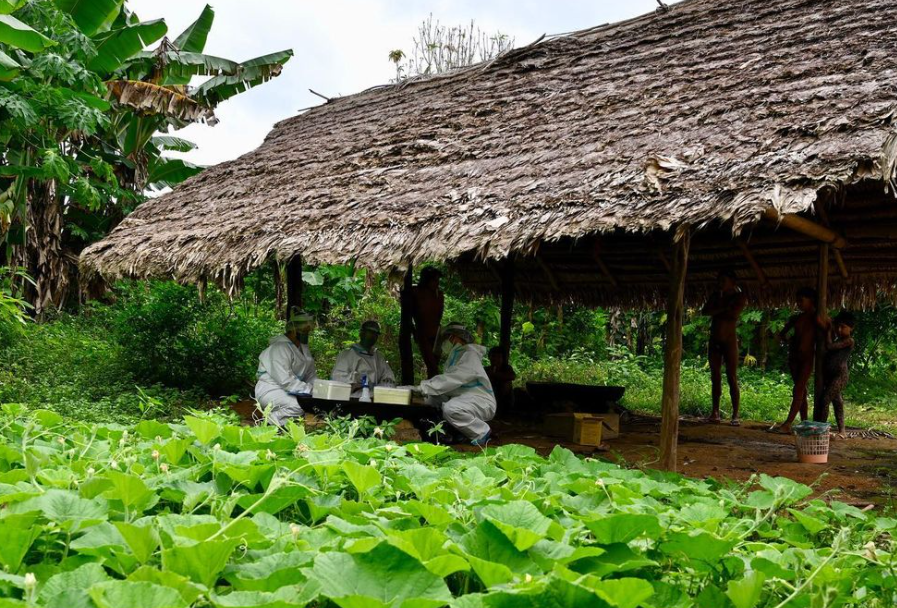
[660,228,690,473]
[535,255,560,291]
[813,244,829,422]
[833,249,849,280]
[399,265,415,386]
[736,239,769,286]
[286,256,303,318]
[499,260,515,361]
[763,208,848,249]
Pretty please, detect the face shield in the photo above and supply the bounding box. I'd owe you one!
[286,312,315,343]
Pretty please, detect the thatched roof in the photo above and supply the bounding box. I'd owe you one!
[82,0,897,306]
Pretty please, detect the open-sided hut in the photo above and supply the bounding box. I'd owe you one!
[82,0,897,471]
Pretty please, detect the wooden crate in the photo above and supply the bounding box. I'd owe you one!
[544,413,604,447]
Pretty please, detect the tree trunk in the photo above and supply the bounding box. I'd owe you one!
[11,180,69,319]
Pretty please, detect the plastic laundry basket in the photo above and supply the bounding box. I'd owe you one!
[794,430,830,464]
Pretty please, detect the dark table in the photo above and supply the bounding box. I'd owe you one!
[526,383,625,413]
[298,396,441,433]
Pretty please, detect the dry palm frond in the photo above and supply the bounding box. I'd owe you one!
[106,80,217,125]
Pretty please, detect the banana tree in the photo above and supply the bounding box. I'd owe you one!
[0,0,292,315]
[103,4,293,193]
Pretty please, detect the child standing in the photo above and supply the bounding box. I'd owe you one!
[774,287,821,434]
[816,312,856,437]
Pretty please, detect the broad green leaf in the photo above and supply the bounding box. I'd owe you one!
[33,409,64,427]
[237,485,309,515]
[0,14,55,52]
[173,4,214,53]
[466,555,514,588]
[161,538,239,588]
[193,50,293,105]
[151,136,197,153]
[0,514,41,571]
[0,0,28,15]
[586,513,662,545]
[725,571,766,608]
[115,521,160,564]
[757,475,812,504]
[159,438,191,464]
[660,531,736,566]
[210,583,321,608]
[183,415,220,444]
[225,551,313,591]
[128,567,204,605]
[135,419,173,440]
[148,158,205,189]
[40,563,109,608]
[480,500,551,551]
[88,19,167,74]
[0,49,20,80]
[587,578,654,608]
[307,543,451,608]
[104,471,156,514]
[787,508,827,535]
[89,581,188,608]
[423,555,469,578]
[342,461,382,496]
[54,0,123,36]
[14,489,107,529]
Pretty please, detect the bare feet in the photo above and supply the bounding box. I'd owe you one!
[730,418,741,427]
[706,414,722,424]
[768,423,791,434]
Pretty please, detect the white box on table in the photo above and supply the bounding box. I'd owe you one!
[313,379,352,401]
[373,387,412,405]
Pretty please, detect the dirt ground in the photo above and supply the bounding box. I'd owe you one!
[478,415,897,507]
[231,401,897,507]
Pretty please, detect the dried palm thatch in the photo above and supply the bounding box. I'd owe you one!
[82,0,897,307]
[106,81,217,125]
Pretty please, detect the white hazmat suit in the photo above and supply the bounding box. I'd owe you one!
[255,334,317,426]
[420,343,496,440]
[331,345,396,398]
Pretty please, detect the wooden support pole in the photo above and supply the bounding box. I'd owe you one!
[736,239,769,286]
[813,244,829,422]
[660,228,690,473]
[499,259,515,361]
[399,265,415,386]
[763,208,848,249]
[286,256,303,318]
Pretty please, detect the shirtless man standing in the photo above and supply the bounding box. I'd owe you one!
[775,287,820,434]
[702,270,748,425]
[410,267,445,379]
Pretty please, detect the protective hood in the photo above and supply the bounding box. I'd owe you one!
[270,334,294,346]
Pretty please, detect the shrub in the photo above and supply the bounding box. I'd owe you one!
[111,281,281,397]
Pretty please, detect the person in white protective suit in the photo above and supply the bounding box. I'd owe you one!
[419,322,496,446]
[331,320,397,398]
[254,310,317,426]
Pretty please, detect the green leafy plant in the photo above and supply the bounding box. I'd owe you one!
[0,407,889,607]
